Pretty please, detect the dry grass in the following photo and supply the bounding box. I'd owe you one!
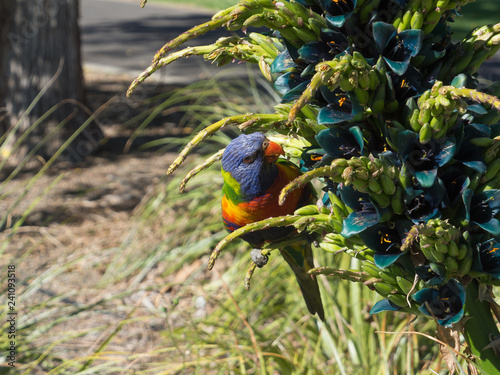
[0,69,446,374]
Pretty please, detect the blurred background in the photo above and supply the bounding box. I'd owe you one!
[0,0,498,373]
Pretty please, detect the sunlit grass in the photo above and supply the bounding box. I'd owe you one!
[0,64,467,374]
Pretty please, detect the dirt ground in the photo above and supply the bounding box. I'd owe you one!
[2,68,220,371]
[5,68,181,249]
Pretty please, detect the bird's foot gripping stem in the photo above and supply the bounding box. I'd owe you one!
[245,249,271,290]
[251,248,269,268]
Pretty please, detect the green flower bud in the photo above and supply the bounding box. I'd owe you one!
[435,243,448,254]
[380,174,396,195]
[457,256,473,276]
[447,241,459,257]
[445,256,459,273]
[456,244,469,260]
[387,294,409,307]
[368,179,383,194]
[396,276,414,295]
[374,282,396,297]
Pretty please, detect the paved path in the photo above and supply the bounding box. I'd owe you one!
[80,0,249,85]
[80,0,499,85]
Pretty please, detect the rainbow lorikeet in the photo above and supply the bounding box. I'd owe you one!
[221,132,325,321]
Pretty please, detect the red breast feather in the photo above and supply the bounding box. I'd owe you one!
[222,161,313,238]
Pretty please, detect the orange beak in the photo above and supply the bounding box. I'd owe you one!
[263,140,284,163]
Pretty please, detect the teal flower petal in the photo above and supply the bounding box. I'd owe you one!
[300,148,333,172]
[374,22,423,75]
[358,222,411,268]
[298,30,349,63]
[341,209,380,237]
[467,104,488,116]
[373,22,397,53]
[317,91,363,126]
[413,169,438,189]
[383,58,412,77]
[315,126,364,159]
[415,264,446,286]
[398,30,425,58]
[374,253,402,268]
[476,219,500,237]
[404,185,443,224]
[474,238,500,278]
[370,299,402,315]
[315,0,357,28]
[339,187,386,237]
[325,14,350,28]
[318,106,355,125]
[455,123,489,173]
[439,165,470,207]
[349,126,365,153]
[274,72,309,100]
[270,49,296,74]
[463,189,500,235]
[412,279,465,327]
[398,130,456,188]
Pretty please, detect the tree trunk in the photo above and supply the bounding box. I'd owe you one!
[0,0,103,163]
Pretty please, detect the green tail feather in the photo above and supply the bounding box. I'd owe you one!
[281,244,325,321]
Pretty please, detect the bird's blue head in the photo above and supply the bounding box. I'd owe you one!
[221,132,284,200]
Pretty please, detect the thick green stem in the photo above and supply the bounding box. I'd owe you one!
[166,113,286,175]
[463,280,500,374]
[445,87,500,112]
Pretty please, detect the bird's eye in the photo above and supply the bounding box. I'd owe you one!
[243,155,255,164]
[262,140,269,150]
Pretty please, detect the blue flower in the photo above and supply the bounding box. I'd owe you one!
[358,221,411,268]
[274,71,311,101]
[397,130,456,188]
[300,148,333,172]
[387,69,421,103]
[474,238,500,278]
[462,189,500,236]
[404,184,444,224]
[317,89,363,126]
[315,0,357,28]
[271,29,349,102]
[438,165,470,207]
[412,279,466,327]
[271,46,311,101]
[339,186,391,237]
[298,29,349,64]
[373,22,423,76]
[315,125,365,159]
[415,264,446,286]
[454,122,489,174]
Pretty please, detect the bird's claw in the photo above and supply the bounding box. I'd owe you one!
[251,248,269,268]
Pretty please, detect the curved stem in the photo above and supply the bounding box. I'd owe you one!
[463,280,500,374]
[445,87,500,112]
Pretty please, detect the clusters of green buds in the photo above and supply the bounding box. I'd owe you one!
[132,0,500,371]
[439,23,500,80]
[325,53,381,103]
[393,0,475,34]
[405,219,473,276]
[406,81,465,143]
[297,155,401,209]
[361,261,418,311]
[216,0,327,44]
[205,34,281,67]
